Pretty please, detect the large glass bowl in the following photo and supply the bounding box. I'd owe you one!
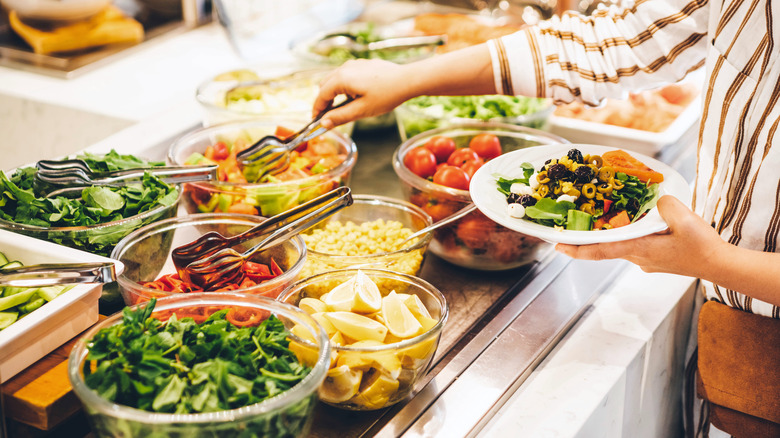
[68,292,329,438]
[0,188,180,259]
[278,268,448,411]
[167,119,358,218]
[393,122,569,270]
[111,213,306,306]
[297,195,433,280]
[394,95,555,141]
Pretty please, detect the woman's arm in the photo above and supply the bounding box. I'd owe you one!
[556,196,780,308]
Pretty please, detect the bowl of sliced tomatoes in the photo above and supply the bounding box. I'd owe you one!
[393,122,569,270]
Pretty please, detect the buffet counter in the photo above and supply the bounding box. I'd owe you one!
[0,8,700,438]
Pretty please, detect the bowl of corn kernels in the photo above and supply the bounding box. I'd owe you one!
[296,195,433,280]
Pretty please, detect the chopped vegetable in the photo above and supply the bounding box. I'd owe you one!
[83,299,312,415]
[498,148,662,230]
[142,260,284,293]
[0,151,179,256]
[0,251,74,331]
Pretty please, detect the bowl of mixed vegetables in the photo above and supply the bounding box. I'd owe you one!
[279,268,447,411]
[111,213,307,306]
[393,122,568,270]
[68,292,329,438]
[394,94,554,141]
[167,119,357,218]
[0,150,181,258]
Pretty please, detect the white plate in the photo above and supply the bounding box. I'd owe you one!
[469,144,692,245]
[0,230,123,383]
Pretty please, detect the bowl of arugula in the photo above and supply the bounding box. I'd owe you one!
[68,292,330,438]
[0,150,181,258]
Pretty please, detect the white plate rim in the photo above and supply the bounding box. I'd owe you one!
[469,144,692,245]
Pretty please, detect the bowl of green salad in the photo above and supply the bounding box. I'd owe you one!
[0,150,181,258]
[68,292,330,438]
[395,95,554,141]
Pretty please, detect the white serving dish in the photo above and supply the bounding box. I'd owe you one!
[548,73,704,157]
[0,230,123,383]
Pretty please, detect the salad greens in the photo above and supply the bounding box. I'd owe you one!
[82,299,316,438]
[0,151,178,256]
[399,95,551,139]
[319,23,428,64]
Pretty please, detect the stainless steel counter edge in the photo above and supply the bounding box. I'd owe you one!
[371,256,627,437]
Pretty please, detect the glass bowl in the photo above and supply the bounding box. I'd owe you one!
[394,95,555,141]
[0,188,180,258]
[195,67,354,135]
[111,213,307,306]
[68,292,329,438]
[167,118,358,218]
[297,195,433,280]
[278,268,448,411]
[393,122,569,270]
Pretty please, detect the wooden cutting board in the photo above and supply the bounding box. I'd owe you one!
[1,317,103,431]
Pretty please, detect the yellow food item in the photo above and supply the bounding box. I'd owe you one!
[321,280,356,311]
[310,312,337,337]
[403,294,432,319]
[352,270,382,313]
[321,365,362,403]
[382,292,423,339]
[299,297,328,314]
[324,311,388,343]
[353,370,400,410]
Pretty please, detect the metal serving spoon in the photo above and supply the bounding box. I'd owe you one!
[310,34,447,56]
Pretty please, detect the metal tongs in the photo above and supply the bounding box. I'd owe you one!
[173,186,353,290]
[0,261,118,288]
[236,97,353,180]
[310,34,447,56]
[35,159,219,198]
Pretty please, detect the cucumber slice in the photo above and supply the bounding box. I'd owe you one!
[0,289,37,312]
[566,209,594,231]
[0,261,24,270]
[0,311,18,330]
[0,251,9,266]
[37,285,68,302]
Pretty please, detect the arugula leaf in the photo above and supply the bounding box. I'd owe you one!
[495,163,534,196]
[524,199,576,225]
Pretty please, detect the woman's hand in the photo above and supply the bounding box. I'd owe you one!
[314,59,415,129]
[555,195,728,278]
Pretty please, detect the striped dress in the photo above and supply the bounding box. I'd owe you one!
[489,0,780,319]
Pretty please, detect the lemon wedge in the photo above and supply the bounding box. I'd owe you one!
[382,291,423,339]
[321,279,356,311]
[288,338,319,367]
[310,312,337,337]
[290,323,315,342]
[320,365,362,403]
[330,331,346,347]
[353,370,399,410]
[416,315,439,333]
[299,297,328,314]
[324,311,388,343]
[352,270,382,313]
[403,294,432,319]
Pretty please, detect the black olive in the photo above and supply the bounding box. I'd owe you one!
[547,163,567,180]
[507,193,521,204]
[574,166,593,183]
[567,148,584,164]
[519,194,537,207]
[563,169,576,182]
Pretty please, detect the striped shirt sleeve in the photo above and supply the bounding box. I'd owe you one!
[489,0,710,105]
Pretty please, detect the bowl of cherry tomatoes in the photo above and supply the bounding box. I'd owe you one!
[393,122,568,270]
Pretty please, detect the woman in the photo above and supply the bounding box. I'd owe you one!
[313,0,780,436]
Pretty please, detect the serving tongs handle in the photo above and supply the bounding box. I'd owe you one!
[241,187,353,257]
[0,261,118,288]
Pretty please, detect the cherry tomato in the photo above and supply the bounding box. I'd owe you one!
[469,134,502,160]
[213,142,230,160]
[424,136,457,163]
[404,147,438,178]
[447,148,481,167]
[460,158,484,178]
[433,165,470,190]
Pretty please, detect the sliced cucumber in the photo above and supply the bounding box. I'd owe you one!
[0,251,9,266]
[0,311,18,330]
[37,286,68,302]
[0,261,24,270]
